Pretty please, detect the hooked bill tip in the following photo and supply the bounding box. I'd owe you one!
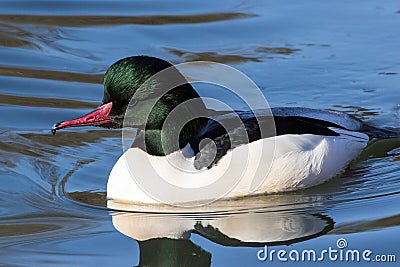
[51,123,60,135]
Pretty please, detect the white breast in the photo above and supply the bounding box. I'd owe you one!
[107,129,368,205]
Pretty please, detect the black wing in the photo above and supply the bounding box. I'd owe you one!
[189,109,346,170]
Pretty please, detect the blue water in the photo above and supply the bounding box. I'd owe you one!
[0,0,399,266]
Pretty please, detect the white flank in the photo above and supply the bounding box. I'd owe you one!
[107,129,368,205]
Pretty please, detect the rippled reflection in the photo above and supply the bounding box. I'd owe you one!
[109,197,334,242]
[0,13,256,26]
[109,209,333,266]
[165,46,300,63]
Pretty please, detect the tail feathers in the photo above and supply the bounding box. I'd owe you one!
[361,124,400,139]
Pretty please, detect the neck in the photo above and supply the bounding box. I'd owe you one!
[132,117,208,156]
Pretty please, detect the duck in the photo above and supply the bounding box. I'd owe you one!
[52,55,400,206]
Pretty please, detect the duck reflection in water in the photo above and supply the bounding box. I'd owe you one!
[109,195,334,266]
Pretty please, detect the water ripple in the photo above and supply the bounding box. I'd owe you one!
[0,13,257,27]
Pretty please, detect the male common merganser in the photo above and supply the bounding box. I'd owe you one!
[52,56,400,206]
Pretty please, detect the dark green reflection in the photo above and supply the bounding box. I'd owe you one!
[137,238,211,267]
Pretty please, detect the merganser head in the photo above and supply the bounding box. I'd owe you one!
[52,56,207,155]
